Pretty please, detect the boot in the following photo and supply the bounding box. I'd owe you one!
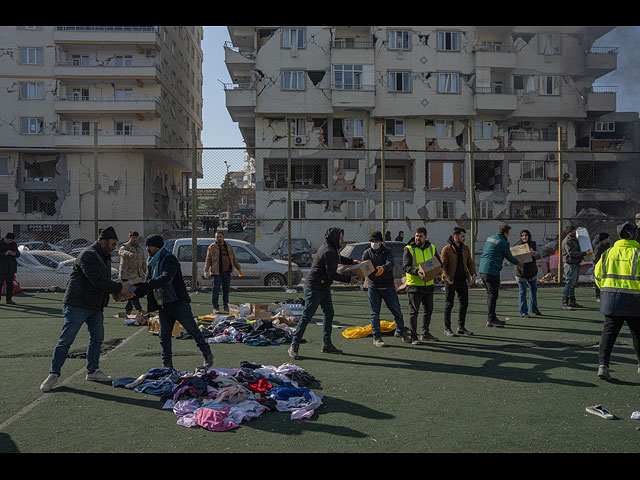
[569,297,583,308]
[561,297,573,310]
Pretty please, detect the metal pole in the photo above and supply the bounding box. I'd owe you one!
[93,122,99,239]
[467,124,476,255]
[191,122,198,292]
[287,121,292,289]
[558,126,563,284]
[381,123,386,237]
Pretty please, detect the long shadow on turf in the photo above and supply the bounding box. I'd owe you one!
[0,302,63,318]
[53,386,165,410]
[0,433,20,453]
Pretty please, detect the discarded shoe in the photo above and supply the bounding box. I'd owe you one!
[586,405,614,420]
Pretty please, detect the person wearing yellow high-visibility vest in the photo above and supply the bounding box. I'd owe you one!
[594,221,640,381]
[402,227,441,344]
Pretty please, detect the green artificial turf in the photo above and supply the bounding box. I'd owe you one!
[1,286,639,453]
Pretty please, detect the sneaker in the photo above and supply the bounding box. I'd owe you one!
[6,300,16,305]
[561,297,573,310]
[520,314,530,318]
[586,404,614,420]
[203,352,214,368]
[321,343,343,354]
[86,370,112,382]
[443,328,457,337]
[596,298,601,303]
[410,336,421,345]
[598,365,612,381]
[420,333,439,341]
[532,310,543,316]
[40,373,60,392]
[394,328,412,343]
[222,305,229,313]
[568,297,583,308]
[486,319,505,328]
[373,338,386,347]
[288,344,299,359]
[212,308,220,314]
[456,327,474,336]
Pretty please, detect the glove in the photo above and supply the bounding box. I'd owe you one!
[238,270,243,277]
[375,266,384,277]
[203,270,211,279]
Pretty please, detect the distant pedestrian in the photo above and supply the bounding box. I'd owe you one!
[593,232,611,303]
[385,231,391,241]
[561,225,587,310]
[40,227,133,392]
[212,217,219,235]
[514,230,542,318]
[203,231,243,313]
[395,231,404,242]
[0,232,20,305]
[478,224,523,328]
[118,231,146,314]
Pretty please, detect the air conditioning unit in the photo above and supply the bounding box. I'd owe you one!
[547,153,556,161]
[293,135,306,145]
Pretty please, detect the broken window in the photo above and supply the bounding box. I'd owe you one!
[437,31,460,51]
[474,121,493,139]
[595,122,615,133]
[23,154,58,181]
[334,118,365,148]
[438,73,460,93]
[437,201,456,219]
[479,201,493,219]
[24,191,57,215]
[385,119,405,136]
[293,200,306,219]
[427,161,463,191]
[539,76,560,96]
[0,193,8,213]
[376,159,413,190]
[264,159,327,189]
[21,117,44,135]
[475,160,502,191]
[576,161,619,190]
[435,120,454,138]
[509,201,556,219]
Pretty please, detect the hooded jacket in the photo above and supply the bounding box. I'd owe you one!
[142,247,191,312]
[362,243,395,289]
[304,227,354,290]
[0,239,20,274]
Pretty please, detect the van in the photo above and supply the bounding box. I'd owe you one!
[172,237,302,287]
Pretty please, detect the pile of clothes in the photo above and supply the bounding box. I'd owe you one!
[177,316,297,346]
[113,361,322,432]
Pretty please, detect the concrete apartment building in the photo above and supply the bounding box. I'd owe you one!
[0,25,204,242]
[223,26,639,254]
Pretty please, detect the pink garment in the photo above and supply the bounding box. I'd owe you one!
[194,407,239,431]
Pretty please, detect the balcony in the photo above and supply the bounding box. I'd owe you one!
[331,84,375,111]
[54,26,159,45]
[586,47,618,76]
[54,60,160,80]
[474,86,517,114]
[224,41,256,80]
[55,130,161,148]
[474,46,517,70]
[224,83,256,122]
[587,86,617,114]
[54,96,161,115]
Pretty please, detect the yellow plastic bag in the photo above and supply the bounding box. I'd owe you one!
[342,321,396,339]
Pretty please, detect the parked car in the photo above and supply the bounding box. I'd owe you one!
[227,217,244,233]
[340,241,408,279]
[58,238,92,253]
[271,238,313,267]
[15,247,118,289]
[19,241,64,252]
[172,237,302,287]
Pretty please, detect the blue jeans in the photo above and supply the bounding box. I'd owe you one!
[563,264,579,297]
[291,285,334,345]
[211,272,231,310]
[518,278,538,315]
[50,305,105,375]
[159,302,211,366]
[368,287,405,339]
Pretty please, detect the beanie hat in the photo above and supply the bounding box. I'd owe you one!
[98,226,118,241]
[145,234,164,248]
[617,221,638,240]
[129,231,140,237]
[370,230,383,242]
[598,232,610,242]
[564,224,576,235]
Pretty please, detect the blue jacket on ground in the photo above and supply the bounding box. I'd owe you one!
[479,233,520,276]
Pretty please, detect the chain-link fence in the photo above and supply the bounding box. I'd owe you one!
[1,142,638,292]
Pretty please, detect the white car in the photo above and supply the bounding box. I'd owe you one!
[15,247,118,289]
[19,241,64,252]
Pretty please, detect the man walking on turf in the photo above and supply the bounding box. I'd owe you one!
[137,234,214,370]
[0,232,20,305]
[40,227,134,392]
[561,225,588,310]
[288,227,359,359]
[203,231,243,314]
[440,226,476,336]
[363,231,412,347]
[594,221,640,381]
[478,224,523,328]
[403,227,441,343]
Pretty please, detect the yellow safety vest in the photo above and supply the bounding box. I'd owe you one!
[405,243,436,287]
[594,239,640,295]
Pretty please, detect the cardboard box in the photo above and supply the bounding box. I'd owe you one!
[252,303,272,320]
[228,303,252,317]
[510,244,533,263]
[337,259,375,279]
[395,277,407,294]
[147,315,183,336]
[418,257,442,283]
[112,277,143,302]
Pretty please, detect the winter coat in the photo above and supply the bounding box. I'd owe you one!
[479,233,520,276]
[362,244,395,289]
[204,241,241,276]
[514,239,539,280]
[440,237,476,284]
[142,247,191,312]
[304,227,354,291]
[0,240,20,274]
[118,240,146,280]
[561,234,584,265]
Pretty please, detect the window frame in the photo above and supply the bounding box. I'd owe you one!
[20,117,44,135]
[438,72,460,94]
[282,70,306,91]
[388,29,411,51]
[19,82,44,100]
[282,28,306,49]
[437,31,460,52]
[388,71,411,93]
[521,160,546,180]
[19,47,43,65]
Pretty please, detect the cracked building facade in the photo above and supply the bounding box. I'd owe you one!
[0,26,203,242]
[224,26,640,255]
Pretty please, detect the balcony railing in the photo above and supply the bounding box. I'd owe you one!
[331,40,374,49]
[508,129,567,142]
[474,45,518,53]
[222,83,254,91]
[56,95,160,102]
[590,85,619,93]
[331,83,375,91]
[56,61,159,68]
[588,46,619,54]
[56,26,158,32]
[58,130,159,136]
[474,86,515,95]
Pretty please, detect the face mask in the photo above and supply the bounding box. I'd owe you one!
[371,242,381,250]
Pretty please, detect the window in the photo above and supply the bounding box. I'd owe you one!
[474,121,493,139]
[428,161,463,191]
[176,245,208,263]
[389,71,410,92]
[72,122,90,136]
[539,33,561,55]
[385,119,404,136]
[287,118,306,136]
[283,71,305,90]
[479,201,493,219]
[347,200,364,219]
[115,121,133,135]
[0,157,8,176]
[339,158,359,170]
[343,118,364,138]
[0,193,7,213]
[72,55,89,66]
[282,28,305,49]
[114,55,132,66]
[388,30,410,50]
[435,120,454,138]
[20,82,43,99]
[437,31,460,51]
[539,76,560,95]
[21,117,44,134]
[437,201,456,219]
[510,201,556,219]
[595,122,615,132]
[438,73,460,93]
[521,160,545,180]
[332,64,363,90]
[390,200,404,219]
[293,200,306,219]
[234,247,258,264]
[19,47,43,65]
[72,88,89,101]
[24,191,57,215]
[115,88,133,100]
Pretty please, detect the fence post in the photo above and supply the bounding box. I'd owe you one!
[191,121,198,292]
[93,122,99,240]
[381,123,386,237]
[557,126,563,284]
[467,124,476,255]
[287,121,292,289]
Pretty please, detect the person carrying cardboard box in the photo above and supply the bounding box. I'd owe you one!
[403,227,442,344]
[561,225,588,310]
[513,230,542,318]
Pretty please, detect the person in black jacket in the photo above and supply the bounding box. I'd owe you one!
[0,232,20,305]
[514,230,542,317]
[288,227,359,359]
[362,231,411,347]
[593,232,611,303]
[40,226,133,392]
[135,234,213,370]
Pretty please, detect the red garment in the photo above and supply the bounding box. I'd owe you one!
[247,379,273,394]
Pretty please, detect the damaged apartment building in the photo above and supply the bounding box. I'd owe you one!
[224,26,639,254]
[0,26,204,242]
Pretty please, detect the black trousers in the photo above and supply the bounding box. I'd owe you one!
[598,315,640,368]
[407,285,434,335]
[444,280,469,329]
[0,273,14,301]
[481,273,501,322]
